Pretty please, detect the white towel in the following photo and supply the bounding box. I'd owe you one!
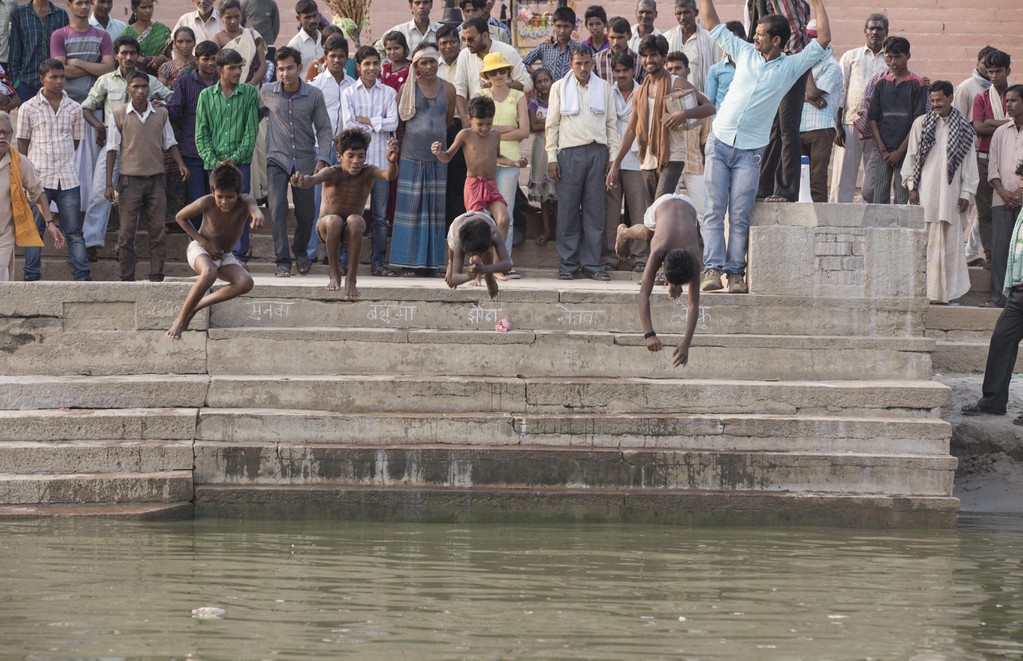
[989,85,1008,121]
[560,72,607,117]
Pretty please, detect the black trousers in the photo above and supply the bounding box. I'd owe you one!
[758,69,811,201]
[977,284,1023,415]
[445,120,467,227]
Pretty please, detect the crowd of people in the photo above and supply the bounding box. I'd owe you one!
[0,0,1021,334]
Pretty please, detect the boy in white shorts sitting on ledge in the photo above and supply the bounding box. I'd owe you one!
[615,193,703,367]
[167,163,264,340]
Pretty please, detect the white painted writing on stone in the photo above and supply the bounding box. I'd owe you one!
[670,303,709,329]
[248,301,294,321]
[467,303,503,325]
[367,304,417,326]
[556,304,600,326]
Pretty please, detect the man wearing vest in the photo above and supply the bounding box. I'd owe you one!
[104,70,188,281]
[0,110,65,281]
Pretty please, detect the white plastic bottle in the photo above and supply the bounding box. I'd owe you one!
[798,155,812,203]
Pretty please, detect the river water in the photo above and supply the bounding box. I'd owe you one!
[2,516,1022,659]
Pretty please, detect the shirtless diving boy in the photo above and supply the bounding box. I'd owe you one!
[291,129,399,299]
[616,194,703,367]
[446,211,513,299]
[168,163,264,340]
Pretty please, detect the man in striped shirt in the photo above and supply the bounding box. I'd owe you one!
[195,47,259,262]
[798,21,841,202]
[16,58,90,280]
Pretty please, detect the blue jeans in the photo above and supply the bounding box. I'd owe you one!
[183,156,210,229]
[702,134,765,276]
[309,148,339,260]
[342,177,389,271]
[23,186,91,281]
[495,165,519,256]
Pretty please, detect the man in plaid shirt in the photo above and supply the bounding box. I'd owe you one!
[8,0,68,99]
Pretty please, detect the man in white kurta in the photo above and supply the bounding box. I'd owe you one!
[902,83,979,304]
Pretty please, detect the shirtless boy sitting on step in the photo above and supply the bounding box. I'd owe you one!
[291,129,399,299]
[616,193,703,367]
[168,163,264,340]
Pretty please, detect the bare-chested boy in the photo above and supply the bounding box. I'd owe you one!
[431,96,526,264]
[446,211,513,299]
[291,129,398,299]
[168,163,264,340]
[616,194,702,367]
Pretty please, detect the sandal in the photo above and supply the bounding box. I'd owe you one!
[275,266,291,277]
[979,301,1003,308]
[372,267,398,277]
[504,269,522,280]
[1014,414,1023,427]
[654,270,666,286]
[765,195,789,203]
[632,262,646,273]
[558,272,573,281]
[297,257,312,275]
[961,403,1004,416]
[590,270,611,281]
[400,269,418,277]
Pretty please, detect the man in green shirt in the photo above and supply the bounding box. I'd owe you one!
[194,47,259,261]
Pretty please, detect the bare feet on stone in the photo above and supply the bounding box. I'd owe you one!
[326,274,342,291]
[615,223,630,260]
[345,280,360,300]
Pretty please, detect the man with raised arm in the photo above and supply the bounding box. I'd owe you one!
[696,0,830,295]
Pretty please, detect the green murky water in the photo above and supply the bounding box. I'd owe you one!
[2,516,1022,659]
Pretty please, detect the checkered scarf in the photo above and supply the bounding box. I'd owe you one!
[914,107,975,186]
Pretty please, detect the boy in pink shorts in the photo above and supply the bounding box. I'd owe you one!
[432,96,526,253]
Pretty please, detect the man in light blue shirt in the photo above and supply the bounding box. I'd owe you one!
[697,0,830,294]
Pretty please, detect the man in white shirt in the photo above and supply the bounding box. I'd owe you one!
[663,0,718,93]
[375,0,440,55]
[88,0,125,40]
[173,0,224,43]
[829,13,887,203]
[629,0,661,53]
[286,0,322,69]
[546,46,619,281]
[452,16,531,127]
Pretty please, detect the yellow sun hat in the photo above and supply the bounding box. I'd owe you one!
[479,51,513,78]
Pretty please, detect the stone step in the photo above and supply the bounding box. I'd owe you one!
[194,409,951,456]
[205,375,949,418]
[193,484,959,528]
[933,340,1023,375]
[194,443,956,497]
[0,502,193,520]
[0,409,198,442]
[206,328,934,380]
[0,471,193,505]
[926,305,1001,343]
[0,375,209,410]
[211,280,926,337]
[0,441,194,474]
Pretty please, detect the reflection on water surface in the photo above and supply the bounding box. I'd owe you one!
[2,516,1022,659]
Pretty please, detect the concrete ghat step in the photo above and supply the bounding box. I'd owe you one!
[206,375,950,418]
[933,341,1023,375]
[193,484,959,528]
[926,305,1002,343]
[194,443,956,498]
[0,471,193,505]
[0,409,198,442]
[212,285,927,337]
[195,409,951,456]
[0,502,193,520]
[0,441,194,474]
[206,328,935,381]
[0,375,209,410]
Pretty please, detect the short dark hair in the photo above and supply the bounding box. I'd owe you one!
[569,44,592,62]
[414,40,439,55]
[468,95,495,120]
[611,51,635,70]
[355,45,379,64]
[382,30,410,59]
[756,15,790,49]
[38,58,64,77]
[335,128,370,153]
[459,0,484,9]
[211,162,243,192]
[882,36,910,56]
[219,0,241,13]
[1005,84,1023,102]
[666,50,688,67]
[436,23,459,42]
[985,49,1011,70]
[864,13,889,31]
[663,249,697,286]
[608,16,630,34]
[928,80,953,98]
[553,6,575,24]
[459,216,493,254]
[274,45,303,67]
[194,40,220,59]
[113,35,141,55]
[323,34,349,55]
[215,47,243,67]
[724,20,745,40]
[126,70,150,85]
[584,6,607,23]
[977,45,997,63]
[638,34,668,57]
[674,0,696,9]
[320,24,342,39]
[295,0,317,15]
[461,15,489,36]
